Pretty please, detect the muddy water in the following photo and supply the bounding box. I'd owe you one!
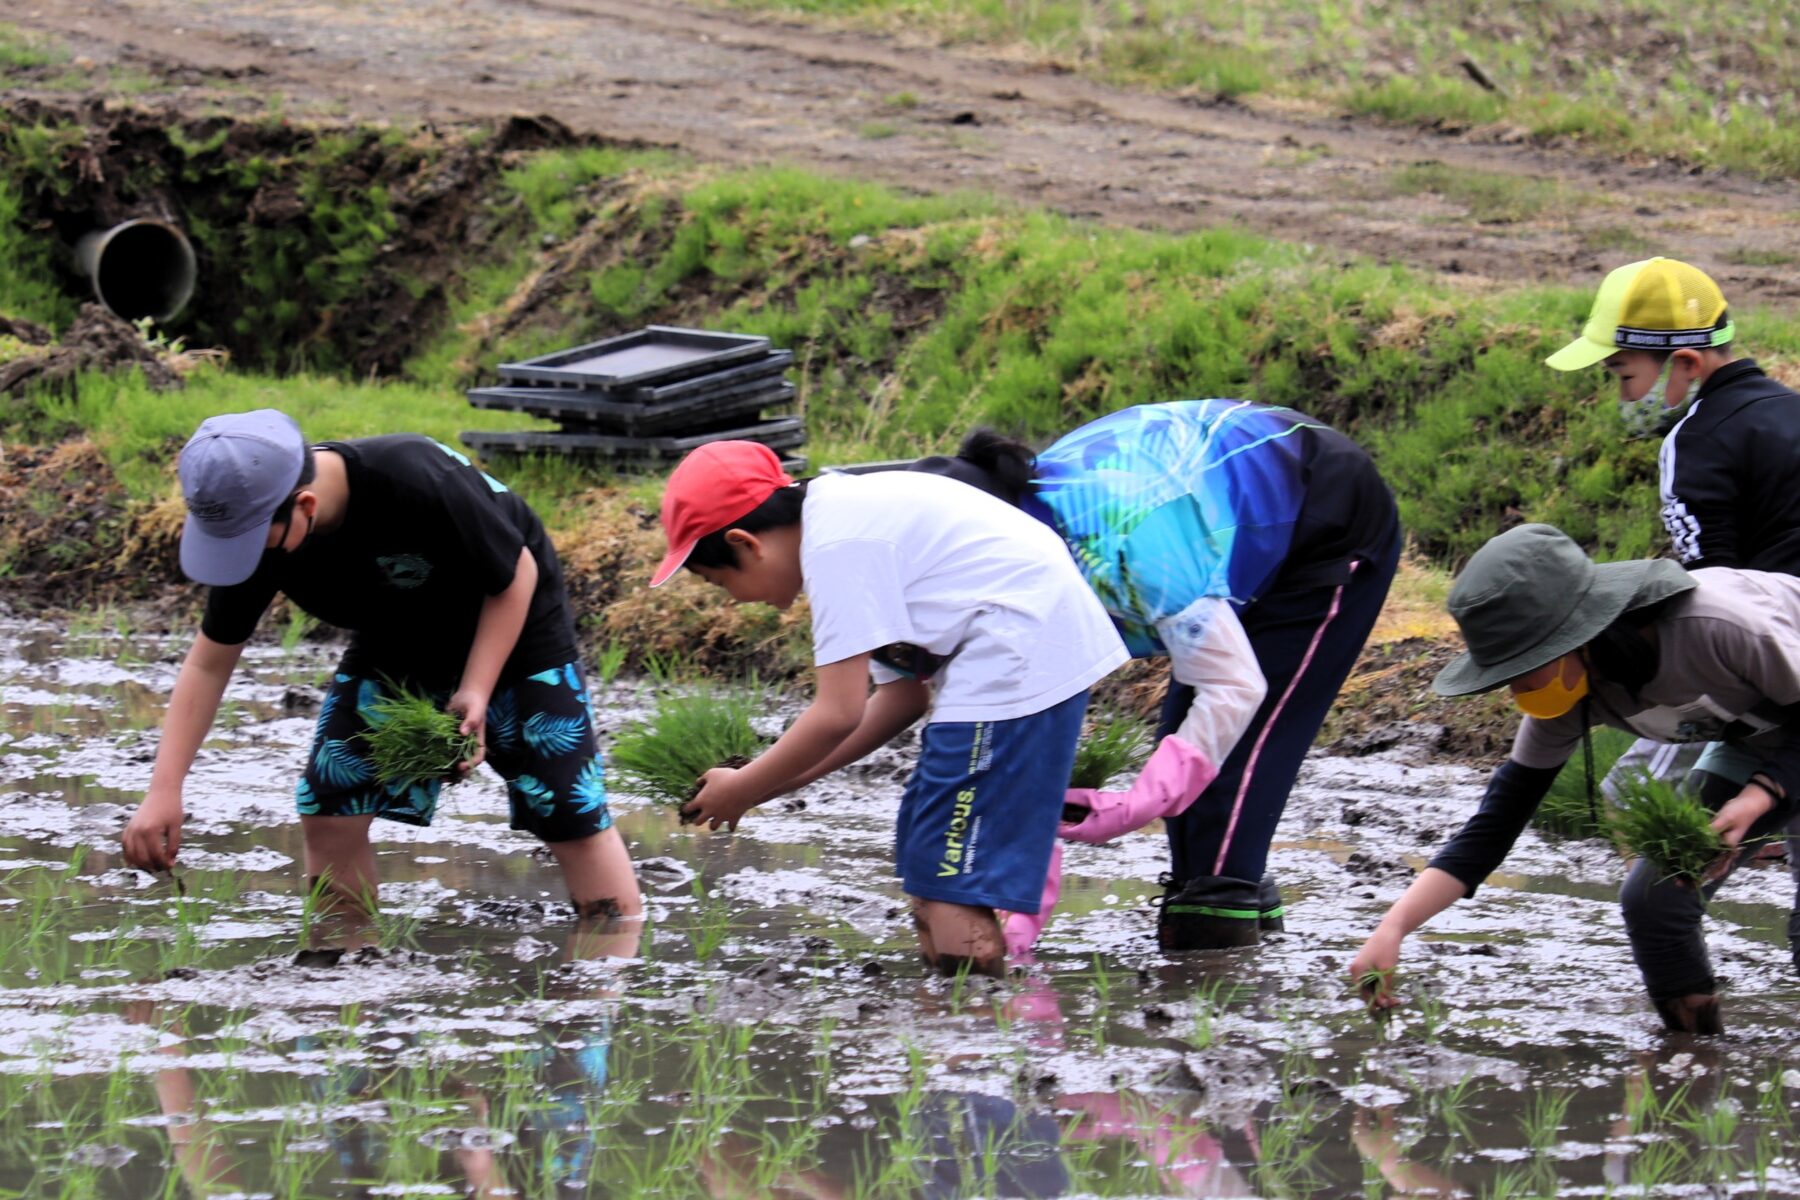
[1,617,1797,1198]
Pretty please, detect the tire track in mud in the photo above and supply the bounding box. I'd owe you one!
[18,0,1800,305]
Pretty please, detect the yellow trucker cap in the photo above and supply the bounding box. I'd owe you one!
[1546,257,1734,371]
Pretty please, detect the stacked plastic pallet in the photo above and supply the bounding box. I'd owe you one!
[460,326,804,470]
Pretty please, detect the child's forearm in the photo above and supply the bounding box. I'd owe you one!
[734,701,865,803]
[777,679,930,794]
[459,549,536,698]
[147,633,243,801]
[730,655,871,803]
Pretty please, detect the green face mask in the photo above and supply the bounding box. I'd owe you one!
[1619,356,1700,439]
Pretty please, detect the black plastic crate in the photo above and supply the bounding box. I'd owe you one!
[496,327,771,388]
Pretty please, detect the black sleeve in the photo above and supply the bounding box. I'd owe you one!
[1426,759,1564,898]
[1661,422,1742,569]
[200,572,279,646]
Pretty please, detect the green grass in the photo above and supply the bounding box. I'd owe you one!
[1607,774,1725,883]
[17,130,1800,583]
[1068,711,1153,789]
[1389,162,1572,224]
[702,0,1800,179]
[0,22,66,74]
[607,691,769,804]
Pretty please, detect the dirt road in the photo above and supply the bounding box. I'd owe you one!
[17,0,1800,304]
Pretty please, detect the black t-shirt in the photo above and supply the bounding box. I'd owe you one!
[202,435,577,687]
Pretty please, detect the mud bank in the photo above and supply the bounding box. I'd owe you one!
[2,617,1796,1196]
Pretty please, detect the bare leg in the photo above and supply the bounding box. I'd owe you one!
[913,898,1005,978]
[548,826,642,913]
[300,814,379,914]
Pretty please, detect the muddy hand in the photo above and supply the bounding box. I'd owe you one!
[122,796,184,872]
[447,688,489,776]
[1702,785,1777,884]
[1350,931,1403,1009]
[682,766,753,831]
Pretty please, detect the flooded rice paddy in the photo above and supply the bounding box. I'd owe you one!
[0,616,1796,1198]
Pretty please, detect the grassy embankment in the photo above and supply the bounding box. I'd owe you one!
[705,0,1800,182]
[8,103,1800,744]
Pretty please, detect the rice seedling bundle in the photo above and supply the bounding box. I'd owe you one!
[1606,774,1725,883]
[359,683,480,786]
[608,691,768,806]
[1068,712,1154,790]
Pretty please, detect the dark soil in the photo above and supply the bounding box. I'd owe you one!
[1,99,591,373]
[0,303,181,396]
[0,436,186,610]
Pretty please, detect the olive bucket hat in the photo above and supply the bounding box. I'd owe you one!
[1432,524,1695,696]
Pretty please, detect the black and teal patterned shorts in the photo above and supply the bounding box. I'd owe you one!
[297,661,612,843]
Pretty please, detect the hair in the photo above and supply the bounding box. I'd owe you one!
[685,480,811,572]
[270,444,318,525]
[951,429,1039,507]
[1586,593,1682,693]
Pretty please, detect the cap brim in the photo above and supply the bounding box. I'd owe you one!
[1545,336,1613,371]
[648,539,697,589]
[1430,560,1657,696]
[180,513,274,587]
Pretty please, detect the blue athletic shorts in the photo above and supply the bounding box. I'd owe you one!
[894,690,1088,915]
[296,661,612,843]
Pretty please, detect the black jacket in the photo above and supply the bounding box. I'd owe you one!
[1660,359,1800,572]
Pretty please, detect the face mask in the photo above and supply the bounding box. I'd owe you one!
[1513,661,1589,720]
[267,510,315,559]
[1618,356,1701,439]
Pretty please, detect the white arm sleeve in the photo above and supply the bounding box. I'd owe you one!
[1155,597,1267,767]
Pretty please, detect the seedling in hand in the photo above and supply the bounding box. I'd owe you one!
[359,680,480,787]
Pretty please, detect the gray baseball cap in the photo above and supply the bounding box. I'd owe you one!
[1432,524,1694,696]
[177,410,307,586]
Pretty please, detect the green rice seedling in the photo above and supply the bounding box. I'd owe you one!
[358,679,480,787]
[1607,775,1726,884]
[684,878,733,962]
[1532,726,1633,840]
[594,640,628,685]
[1518,1087,1571,1153]
[1629,1133,1690,1191]
[606,691,767,807]
[1187,977,1239,1050]
[1067,711,1153,790]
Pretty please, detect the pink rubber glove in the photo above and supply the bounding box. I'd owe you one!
[1060,736,1218,844]
[1001,841,1062,959]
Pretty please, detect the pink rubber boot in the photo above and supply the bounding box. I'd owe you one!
[1001,842,1062,959]
[1060,737,1219,844]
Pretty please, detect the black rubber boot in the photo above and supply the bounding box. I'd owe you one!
[1256,874,1286,933]
[1653,993,1723,1035]
[1157,874,1262,951]
[1788,901,1799,975]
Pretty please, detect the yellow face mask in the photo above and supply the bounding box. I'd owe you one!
[1512,661,1589,720]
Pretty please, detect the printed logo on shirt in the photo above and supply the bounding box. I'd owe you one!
[377,553,433,589]
[432,439,511,494]
[938,786,980,877]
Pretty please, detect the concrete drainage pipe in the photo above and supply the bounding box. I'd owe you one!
[74,219,197,324]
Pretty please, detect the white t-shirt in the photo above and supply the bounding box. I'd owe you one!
[801,471,1128,723]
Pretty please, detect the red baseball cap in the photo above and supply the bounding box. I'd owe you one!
[650,441,795,587]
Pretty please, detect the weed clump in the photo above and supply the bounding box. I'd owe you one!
[1068,712,1153,789]
[359,683,480,787]
[1607,775,1725,884]
[608,692,768,805]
